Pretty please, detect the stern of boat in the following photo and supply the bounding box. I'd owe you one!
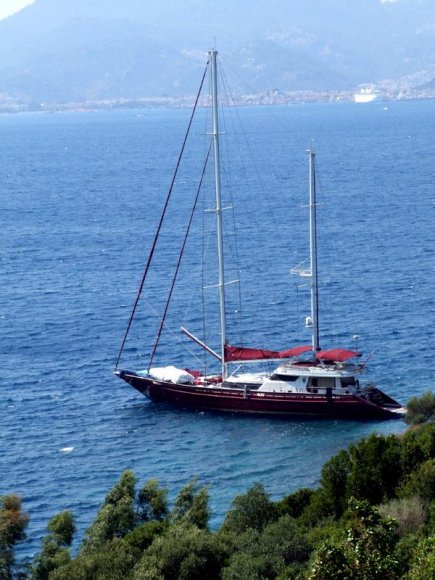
[359,385,406,417]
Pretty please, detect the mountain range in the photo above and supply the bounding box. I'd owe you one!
[1,0,435,105]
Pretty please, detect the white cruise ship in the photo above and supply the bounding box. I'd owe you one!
[354,85,383,103]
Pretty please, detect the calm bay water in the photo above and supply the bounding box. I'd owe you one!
[1,100,434,561]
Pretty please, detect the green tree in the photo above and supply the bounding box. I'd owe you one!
[31,511,75,579]
[414,422,435,458]
[50,521,166,580]
[299,489,336,527]
[0,494,29,580]
[347,434,402,504]
[222,482,276,534]
[81,470,137,554]
[137,479,168,523]
[319,449,352,516]
[399,424,433,477]
[171,479,210,530]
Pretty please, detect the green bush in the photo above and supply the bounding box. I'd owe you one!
[308,499,400,580]
[394,532,423,577]
[221,482,276,534]
[222,515,310,579]
[405,390,435,425]
[275,487,314,519]
[398,458,435,503]
[123,520,168,553]
[305,517,347,551]
[132,523,228,580]
[50,538,139,580]
[406,536,435,579]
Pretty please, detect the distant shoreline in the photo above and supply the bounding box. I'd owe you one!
[2,88,435,114]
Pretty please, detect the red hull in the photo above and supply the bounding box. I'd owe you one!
[117,371,403,420]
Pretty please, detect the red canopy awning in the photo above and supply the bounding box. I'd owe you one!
[224,344,312,362]
[316,349,361,362]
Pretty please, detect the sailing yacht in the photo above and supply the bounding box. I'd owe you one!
[114,50,405,419]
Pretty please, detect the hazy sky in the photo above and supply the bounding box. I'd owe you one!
[0,0,402,21]
[0,0,35,21]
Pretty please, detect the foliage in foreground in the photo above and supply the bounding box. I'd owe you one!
[2,400,434,579]
[0,495,29,580]
[405,390,435,425]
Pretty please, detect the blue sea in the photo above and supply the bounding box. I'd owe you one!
[1,100,434,563]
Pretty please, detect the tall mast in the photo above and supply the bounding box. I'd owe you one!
[308,149,320,351]
[210,49,227,379]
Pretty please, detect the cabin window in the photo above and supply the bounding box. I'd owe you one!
[341,377,356,389]
[307,377,335,392]
[317,377,334,388]
[270,374,299,382]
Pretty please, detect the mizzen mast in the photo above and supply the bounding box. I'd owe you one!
[308,148,320,352]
